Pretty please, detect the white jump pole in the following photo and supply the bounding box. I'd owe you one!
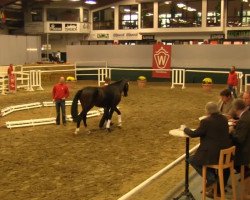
[118,144,200,200]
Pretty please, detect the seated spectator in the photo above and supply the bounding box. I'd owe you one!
[181,102,232,197]
[242,91,250,110]
[230,99,250,177]
[218,89,234,118]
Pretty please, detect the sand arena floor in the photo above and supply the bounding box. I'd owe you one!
[0,80,226,200]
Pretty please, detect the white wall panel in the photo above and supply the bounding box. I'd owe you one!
[0,35,41,65]
[67,44,250,69]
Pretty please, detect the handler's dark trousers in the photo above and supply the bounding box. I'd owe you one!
[55,99,66,125]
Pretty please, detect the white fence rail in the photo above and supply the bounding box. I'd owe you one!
[2,63,248,95]
[245,74,250,92]
[118,144,200,200]
[186,69,244,93]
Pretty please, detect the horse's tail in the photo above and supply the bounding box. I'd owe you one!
[71,89,83,122]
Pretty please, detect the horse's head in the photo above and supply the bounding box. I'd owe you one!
[123,80,129,97]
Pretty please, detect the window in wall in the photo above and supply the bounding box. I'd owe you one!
[30,8,43,22]
[119,5,138,29]
[47,8,80,22]
[227,0,250,27]
[207,0,221,27]
[141,3,154,28]
[83,9,89,22]
[158,0,202,28]
[93,7,114,30]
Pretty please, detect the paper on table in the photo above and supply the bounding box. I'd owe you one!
[169,129,189,138]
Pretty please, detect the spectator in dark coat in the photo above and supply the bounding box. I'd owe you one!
[230,99,250,177]
[182,102,232,188]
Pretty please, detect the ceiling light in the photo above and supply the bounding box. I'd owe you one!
[111,6,115,9]
[177,3,186,8]
[164,1,171,4]
[85,0,96,4]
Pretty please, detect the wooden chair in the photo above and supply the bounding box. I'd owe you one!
[202,146,236,200]
[240,165,250,200]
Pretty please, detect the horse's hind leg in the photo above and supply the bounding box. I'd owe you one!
[106,108,116,132]
[74,111,83,135]
[114,107,122,127]
[82,105,93,134]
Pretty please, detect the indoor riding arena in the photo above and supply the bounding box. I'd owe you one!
[1,0,250,200]
[0,78,225,200]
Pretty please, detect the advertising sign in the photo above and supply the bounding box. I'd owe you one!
[152,44,172,78]
[65,23,78,32]
[49,23,62,31]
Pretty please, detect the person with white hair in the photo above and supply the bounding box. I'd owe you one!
[181,102,232,198]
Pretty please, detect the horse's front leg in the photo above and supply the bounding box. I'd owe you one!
[99,107,109,128]
[114,107,122,127]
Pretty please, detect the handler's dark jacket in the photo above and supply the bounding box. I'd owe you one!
[231,110,250,166]
[184,113,232,165]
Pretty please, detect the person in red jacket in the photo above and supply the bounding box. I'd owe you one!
[52,77,69,125]
[227,66,238,98]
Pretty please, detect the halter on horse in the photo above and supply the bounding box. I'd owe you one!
[71,79,129,134]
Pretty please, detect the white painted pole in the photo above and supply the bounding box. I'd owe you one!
[182,69,186,89]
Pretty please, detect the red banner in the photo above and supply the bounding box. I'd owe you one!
[152,44,171,78]
[8,74,16,93]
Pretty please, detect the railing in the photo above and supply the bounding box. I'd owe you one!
[245,74,250,92]
[118,144,199,200]
[186,69,244,93]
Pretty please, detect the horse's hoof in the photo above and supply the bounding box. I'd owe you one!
[107,128,112,132]
[86,130,91,134]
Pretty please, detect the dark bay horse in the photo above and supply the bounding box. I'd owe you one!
[71,79,129,134]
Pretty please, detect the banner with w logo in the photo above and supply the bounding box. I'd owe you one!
[152,44,171,78]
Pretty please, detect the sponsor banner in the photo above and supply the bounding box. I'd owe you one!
[46,22,89,33]
[49,23,62,32]
[65,23,78,32]
[97,33,109,39]
[142,35,155,40]
[152,44,171,78]
[8,74,16,92]
[113,33,142,40]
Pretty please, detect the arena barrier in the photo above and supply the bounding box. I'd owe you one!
[18,64,75,84]
[1,102,42,116]
[245,74,250,92]
[171,69,185,89]
[15,72,30,90]
[29,70,43,91]
[0,75,8,95]
[118,143,200,200]
[186,69,244,93]
[5,109,104,129]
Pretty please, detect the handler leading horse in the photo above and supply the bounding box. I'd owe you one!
[71,79,129,134]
